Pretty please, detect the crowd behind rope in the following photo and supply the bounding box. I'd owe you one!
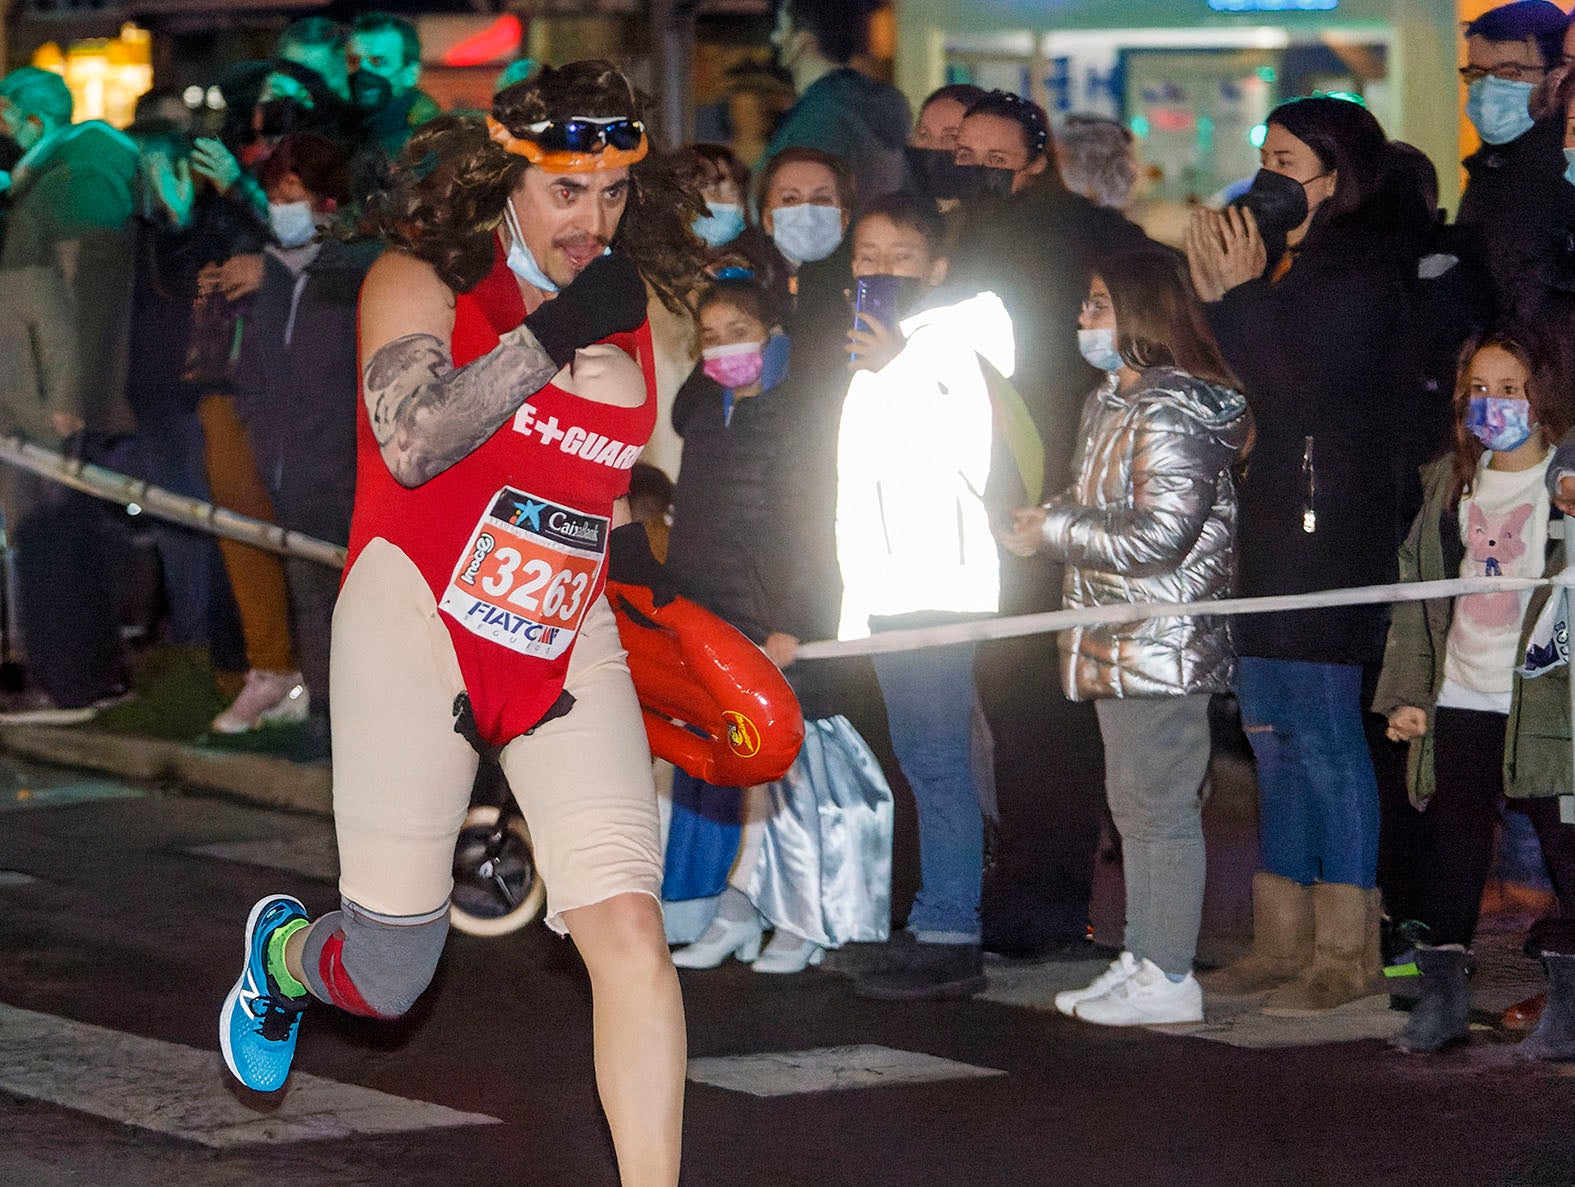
[6,0,1575,1059]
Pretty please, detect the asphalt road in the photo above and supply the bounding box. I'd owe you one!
[2,759,1574,1187]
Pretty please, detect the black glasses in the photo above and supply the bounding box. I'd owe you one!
[522,117,645,153]
[1458,62,1546,84]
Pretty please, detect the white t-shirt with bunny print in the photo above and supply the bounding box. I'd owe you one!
[1438,448,1553,714]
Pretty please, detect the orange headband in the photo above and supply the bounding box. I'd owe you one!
[486,115,649,173]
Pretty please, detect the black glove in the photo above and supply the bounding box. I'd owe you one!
[608,521,678,608]
[523,250,648,368]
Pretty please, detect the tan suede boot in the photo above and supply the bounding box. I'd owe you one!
[1260,883,1386,1016]
[1199,872,1313,997]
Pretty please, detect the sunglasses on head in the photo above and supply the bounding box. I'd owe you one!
[523,116,645,155]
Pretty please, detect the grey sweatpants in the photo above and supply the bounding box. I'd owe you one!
[1093,694,1212,976]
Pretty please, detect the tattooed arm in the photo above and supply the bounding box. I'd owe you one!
[358,250,561,488]
[362,327,559,487]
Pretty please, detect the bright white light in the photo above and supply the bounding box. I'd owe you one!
[182,85,203,108]
[126,503,142,516]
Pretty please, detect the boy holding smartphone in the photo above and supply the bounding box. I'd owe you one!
[836,193,1016,999]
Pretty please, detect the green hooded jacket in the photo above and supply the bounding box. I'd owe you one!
[1372,454,1570,807]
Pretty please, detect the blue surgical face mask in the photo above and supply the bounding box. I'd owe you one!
[1078,327,1123,373]
[692,201,745,249]
[769,202,843,265]
[268,200,317,249]
[1465,76,1536,146]
[1467,395,1534,452]
[1563,146,1575,187]
[503,196,560,294]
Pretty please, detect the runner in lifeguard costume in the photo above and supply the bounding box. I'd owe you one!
[218,61,703,1187]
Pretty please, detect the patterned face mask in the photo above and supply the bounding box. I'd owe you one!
[1466,395,1533,452]
[702,341,765,389]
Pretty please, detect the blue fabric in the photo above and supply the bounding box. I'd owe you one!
[872,640,983,941]
[1237,656,1380,888]
[661,770,744,901]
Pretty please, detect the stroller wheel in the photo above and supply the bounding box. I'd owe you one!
[450,804,546,936]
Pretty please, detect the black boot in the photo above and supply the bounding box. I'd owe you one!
[1518,952,1575,1061]
[852,941,987,1001]
[1390,945,1470,1053]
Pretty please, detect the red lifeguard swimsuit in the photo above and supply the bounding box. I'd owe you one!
[347,245,657,746]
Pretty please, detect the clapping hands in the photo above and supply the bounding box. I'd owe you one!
[1185,205,1268,303]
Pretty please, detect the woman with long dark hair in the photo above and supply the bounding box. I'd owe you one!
[1000,249,1249,1025]
[217,62,702,1187]
[1186,96,1430,1014]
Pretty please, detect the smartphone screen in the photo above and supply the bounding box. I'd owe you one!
[850,274,900,361]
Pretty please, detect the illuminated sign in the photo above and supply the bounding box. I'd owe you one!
[1208,0,1337,10]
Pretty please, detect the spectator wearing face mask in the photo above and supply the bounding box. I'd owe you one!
[832,194,1014,999]
[1185,97,1434,1015]
[944,89,1156,961]
[902,83,987,208]
[751,147,859,454]
[348,12,440,161]
[232,133,379,758]
[665,276,893,976]
[677,143,751,257]
[1455,0,1572,318]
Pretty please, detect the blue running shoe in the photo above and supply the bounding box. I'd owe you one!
[220,894,310,1092]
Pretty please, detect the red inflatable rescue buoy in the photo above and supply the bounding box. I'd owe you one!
[608,580,805,786]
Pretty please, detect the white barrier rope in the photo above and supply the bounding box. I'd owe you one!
[1,434,1566,666]
[795,574,1563,660]
[0,435,348,569]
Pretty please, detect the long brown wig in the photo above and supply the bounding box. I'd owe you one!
[369,60,706,309]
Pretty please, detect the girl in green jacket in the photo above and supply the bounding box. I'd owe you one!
[1374,329,1575,1057]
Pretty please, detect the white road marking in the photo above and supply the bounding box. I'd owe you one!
[0,870,39,888]
[0,1003,501,1148]
[686,1044,1005,1097]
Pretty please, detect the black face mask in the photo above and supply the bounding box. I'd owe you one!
[953,164,1017,203]
[1230,168,1311,266]
[255,97,309,137]
[351,70,395,114]
[904,146,973,202]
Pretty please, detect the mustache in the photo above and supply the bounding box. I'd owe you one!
[554,233,610,251]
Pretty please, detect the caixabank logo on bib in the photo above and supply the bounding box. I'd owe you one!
[442,488,609,662]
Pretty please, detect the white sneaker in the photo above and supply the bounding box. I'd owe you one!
[1073,958,1204,1027]
[211,670,303,735]
[1054,951,1138,1017]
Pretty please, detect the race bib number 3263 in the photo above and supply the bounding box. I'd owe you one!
[439,487,607,661]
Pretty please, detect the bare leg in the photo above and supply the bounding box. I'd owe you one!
[563,891,686,1187]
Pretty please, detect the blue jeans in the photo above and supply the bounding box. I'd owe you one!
[1236,656,1379,888]
[103,417,218,648]
[872,641,982,943]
